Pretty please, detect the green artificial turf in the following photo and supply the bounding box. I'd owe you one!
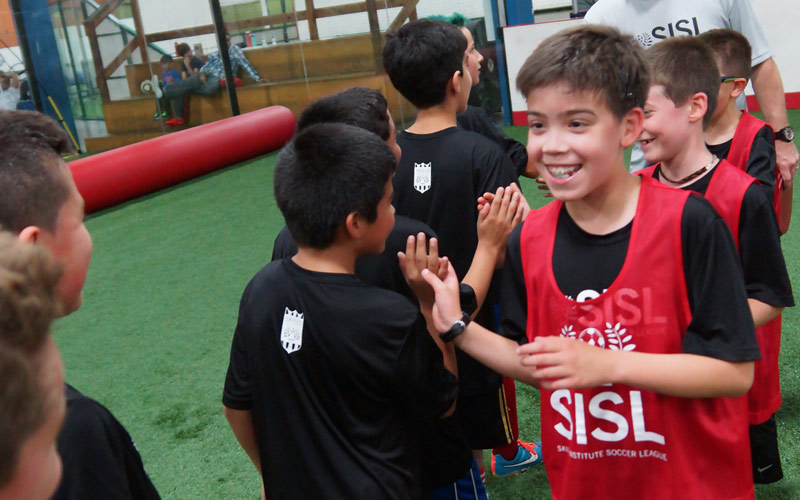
[56,112,800,499]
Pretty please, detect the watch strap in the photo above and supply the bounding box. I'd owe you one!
[439,311,471,343]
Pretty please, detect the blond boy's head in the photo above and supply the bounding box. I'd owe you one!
[697,29,751,125]
[646,36,720,129]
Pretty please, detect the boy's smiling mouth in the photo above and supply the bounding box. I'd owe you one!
[546,164,582,180]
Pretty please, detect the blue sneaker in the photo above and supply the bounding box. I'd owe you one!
[491,441,543,477]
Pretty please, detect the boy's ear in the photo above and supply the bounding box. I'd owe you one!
[17,226,41,244]
[687,92,708,125]
[344,212,365,240]
[448,70,462,96]
[620,107,644,149]
[730,78,747,98]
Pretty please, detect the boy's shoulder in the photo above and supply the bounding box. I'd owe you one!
[397,127,512,168]
[246,258,418,321]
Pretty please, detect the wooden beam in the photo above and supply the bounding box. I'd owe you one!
[304,0,319,40]
[85,0,124,29]
[83,21,109,102]
[388,0,421,32]
[103,38,138,80]
[315,0,404,17]
[365,0,382,71]
[129,0,149,65]
[144,1,407,44]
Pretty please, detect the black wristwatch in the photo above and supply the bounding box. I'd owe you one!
[775,126,795,143]
[439,312,471,343]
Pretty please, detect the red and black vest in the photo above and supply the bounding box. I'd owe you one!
[641,162,781,424]
[519,176,752,499]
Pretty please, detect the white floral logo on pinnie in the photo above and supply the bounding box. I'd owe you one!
[414,162,432,193]
[280,308,304,354]
[560,323,636,351]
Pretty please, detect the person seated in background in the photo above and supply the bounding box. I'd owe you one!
[164,33,266,127]
[0,72,20,111]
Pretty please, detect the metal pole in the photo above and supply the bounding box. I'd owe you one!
[58,1,87,118]
[9,0,43,111]
[208,0,240,116]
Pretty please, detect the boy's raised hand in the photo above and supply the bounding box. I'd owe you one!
[477,186,523,268]
[420,262,463,333]
[517,336,615,390]
[398,233,448,310]
[476,182,531,218]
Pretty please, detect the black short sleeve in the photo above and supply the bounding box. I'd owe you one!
[680,195,761,362]
[745,126,777,203]
[499,225,528,345]
[223,281,255,410]
[738,184,794,307]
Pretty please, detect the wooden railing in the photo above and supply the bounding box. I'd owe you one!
[85,0,420,103]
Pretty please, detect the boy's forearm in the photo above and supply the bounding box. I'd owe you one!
[454,323,538,386]
[223,406,262,476]
[610,351,754,398]
[748,298,784,328]
[420,306,458,377]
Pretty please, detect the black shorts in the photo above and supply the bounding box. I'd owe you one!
[750,414,783,484]
[455,386,514,450]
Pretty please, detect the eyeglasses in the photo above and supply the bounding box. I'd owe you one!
[720,76,744,83]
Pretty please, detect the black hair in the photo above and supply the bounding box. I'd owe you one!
[0,111,73,233]
[176,43,191,57]
[160,54,173,65]
[296,87,390,141]
[382,19,467,109]
[274,123,396,249]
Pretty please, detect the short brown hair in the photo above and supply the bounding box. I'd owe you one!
[0,111,74,234]
[647,37,720,128]
[697,29,752,81]
[0,345,47,487]
[0,231,62,355]
[516,25,649,120]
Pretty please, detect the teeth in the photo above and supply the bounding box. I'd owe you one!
[548,165,580,179]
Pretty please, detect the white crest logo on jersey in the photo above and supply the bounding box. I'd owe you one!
[280,308,304,354]
[414,162,432,193]
[561,323,637,351]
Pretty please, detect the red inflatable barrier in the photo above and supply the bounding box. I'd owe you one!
[70,105,296,213]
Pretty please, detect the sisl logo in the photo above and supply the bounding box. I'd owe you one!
[635,17,700,47]
[551,389,665,445]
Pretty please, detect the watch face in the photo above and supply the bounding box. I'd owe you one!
[778,126,795,142]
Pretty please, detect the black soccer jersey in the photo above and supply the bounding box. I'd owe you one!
[394,127,517,280]
[457,105,529,177]
[271,215,437,303]
[52,385,161,500]
[223,259,457,500]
